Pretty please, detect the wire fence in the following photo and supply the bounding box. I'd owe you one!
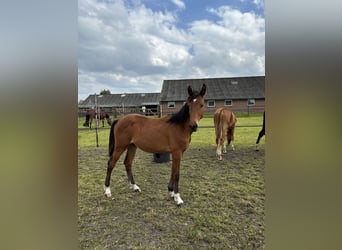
[78,124,262,131]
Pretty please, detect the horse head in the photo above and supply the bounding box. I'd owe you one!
[187,84,206,132]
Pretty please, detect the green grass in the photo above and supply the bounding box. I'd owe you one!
[78,113,264,148]
[78,114,265,249]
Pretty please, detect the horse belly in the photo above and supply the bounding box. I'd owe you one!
[133,132,171,153]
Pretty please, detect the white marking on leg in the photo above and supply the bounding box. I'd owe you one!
[169,191,175,197]
[129,183,141,192]
[173,193,184,205]
[216,146,222,160]
[231,143,235,151]
[216,146,222,156]
[104,186,112,197]
[255,144,259,151]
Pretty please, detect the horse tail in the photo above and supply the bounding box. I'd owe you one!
[218,109,225,140]
[109,119,119,157]
[227,112,236,143]
[229,111,236,129]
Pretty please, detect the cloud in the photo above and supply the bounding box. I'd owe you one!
[239,0,264,9]
[78,1,264,100]
[171,0,185,9]
[252,0,265,9]
[188,6,264,76]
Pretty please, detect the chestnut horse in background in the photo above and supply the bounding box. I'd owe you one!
[255,111,265,151]
[214,107,237,160]
[83,109,112,129]
[104,84,207,206]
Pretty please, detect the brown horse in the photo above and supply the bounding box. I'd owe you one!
[104,84,207,206]
[214,107,237,160]
[255,111,265,151]
[83,109,112,129]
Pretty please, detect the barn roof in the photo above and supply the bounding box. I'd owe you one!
[79,92,160,108]
[160,76,265,101]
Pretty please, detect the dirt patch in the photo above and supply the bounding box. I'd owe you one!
[78,145,265,249]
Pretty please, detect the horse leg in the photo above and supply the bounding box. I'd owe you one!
[102,119,104,127]
[255,133,261,151]
[228,127,235,151]
[255,128,265,151]
[104,146,126,197]
[221,125,228,159]
[168,151,184,206]
[216,139,223,161]
[217,126,227,160]
[223,136,227,153]
[124,143,140,192]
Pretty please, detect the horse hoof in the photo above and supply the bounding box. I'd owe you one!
[104,193,111,198]
[177,203,184,207]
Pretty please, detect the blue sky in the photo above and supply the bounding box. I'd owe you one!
[78,0,264,101]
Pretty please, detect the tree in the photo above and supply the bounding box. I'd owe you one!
[100,89,111,95]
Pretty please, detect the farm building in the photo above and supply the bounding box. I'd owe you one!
[78,75,265,117]
[160,76,265,115]
[78,92,160,117]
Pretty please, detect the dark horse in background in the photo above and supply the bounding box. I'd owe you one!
[104,84,207,207]
[214,107,237,160]
[255,111,265,150]
[83,109,112,129]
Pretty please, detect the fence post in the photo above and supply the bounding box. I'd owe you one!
[95,93,99,147]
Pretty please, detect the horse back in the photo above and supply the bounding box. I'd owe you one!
[114,114,190,153]
[215,108,236,126]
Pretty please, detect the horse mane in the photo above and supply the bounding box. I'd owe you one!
[167,103,190,124]
[167,90,200,125]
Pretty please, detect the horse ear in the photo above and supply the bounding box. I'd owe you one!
[188,85,193,96]
[200,84,206,96]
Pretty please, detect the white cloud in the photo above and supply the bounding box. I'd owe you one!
[252,0,265,9]
[171,0,185,9]
[78,1,264,100]
[188,6,264,76]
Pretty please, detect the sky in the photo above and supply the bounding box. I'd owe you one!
[78,0,265,101]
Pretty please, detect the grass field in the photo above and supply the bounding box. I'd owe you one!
[78,114,265,249]
[78,113,264,148]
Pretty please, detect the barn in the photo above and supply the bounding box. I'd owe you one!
[78,92,160,117]
[160,76,265,115]
[78,75,264,117]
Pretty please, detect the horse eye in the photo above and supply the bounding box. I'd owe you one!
[200,104,204,108]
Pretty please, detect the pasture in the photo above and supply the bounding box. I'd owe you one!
[78,114,265,249]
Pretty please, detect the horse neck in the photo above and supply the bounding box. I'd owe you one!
[167,104,189,124]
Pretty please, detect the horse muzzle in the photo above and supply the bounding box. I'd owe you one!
[189,124,198,132]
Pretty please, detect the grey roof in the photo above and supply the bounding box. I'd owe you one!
[79,92,160,108]
[160,76,265,101]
